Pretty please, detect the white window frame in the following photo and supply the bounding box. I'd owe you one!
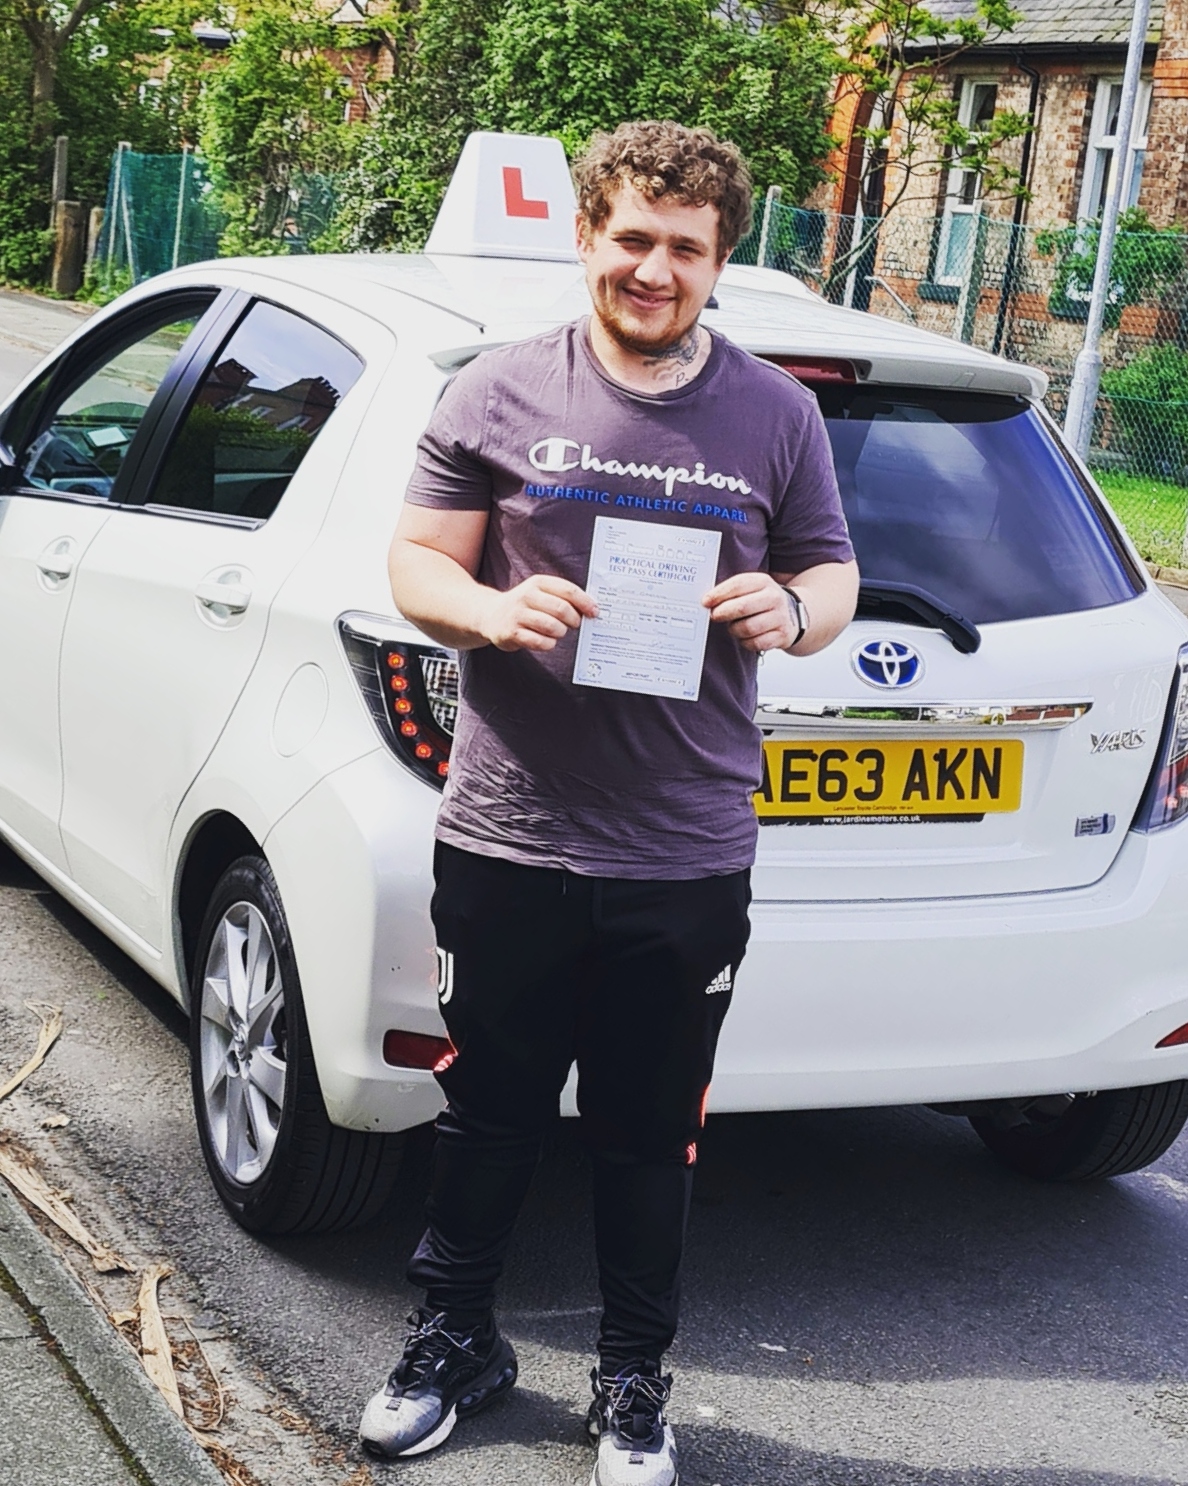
[934,79,999,287]
[1077,75,1153,224]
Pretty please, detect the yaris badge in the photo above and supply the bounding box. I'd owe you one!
[853,638,922,689]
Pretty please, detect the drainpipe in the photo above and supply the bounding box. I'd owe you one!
[991,53,1041,356]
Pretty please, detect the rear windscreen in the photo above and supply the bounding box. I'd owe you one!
[813,386,1140,624]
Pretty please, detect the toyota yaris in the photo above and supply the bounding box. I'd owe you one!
[3,134,1188,1232]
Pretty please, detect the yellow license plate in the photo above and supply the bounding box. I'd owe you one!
[754,738,1024,822]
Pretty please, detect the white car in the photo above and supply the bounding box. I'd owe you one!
[3,133,1188,1235]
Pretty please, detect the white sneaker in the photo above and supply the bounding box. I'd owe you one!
[586,1366,678,1486]
[359,1310,517,1459]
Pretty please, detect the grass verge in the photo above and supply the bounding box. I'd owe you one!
[1096,470,1188,567]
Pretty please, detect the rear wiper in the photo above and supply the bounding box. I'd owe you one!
[855,581,981,654]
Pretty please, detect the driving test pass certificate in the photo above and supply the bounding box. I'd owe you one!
[573,517,722,702]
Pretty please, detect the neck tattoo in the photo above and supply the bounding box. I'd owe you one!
[643,326,700,370]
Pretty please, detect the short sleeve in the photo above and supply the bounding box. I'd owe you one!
[403,356,494,511]
[767,394,855,574]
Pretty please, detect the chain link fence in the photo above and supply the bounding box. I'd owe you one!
[96,146,224,291]
[94,147,339,294]
[93,151,1188,568]
[734,201,1188,567]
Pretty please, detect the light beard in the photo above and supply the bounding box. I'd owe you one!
[593,288,701,359]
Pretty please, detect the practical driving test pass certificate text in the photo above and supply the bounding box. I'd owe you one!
[573,517,722,702]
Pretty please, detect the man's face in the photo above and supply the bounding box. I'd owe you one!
[577,182,725,356]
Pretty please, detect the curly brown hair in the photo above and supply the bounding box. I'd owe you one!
[573,120,753,262]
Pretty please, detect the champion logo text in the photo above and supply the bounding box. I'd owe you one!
[528,436,753,500]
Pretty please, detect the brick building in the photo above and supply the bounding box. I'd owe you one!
[798,0,1188,369]
[326,0,394,124]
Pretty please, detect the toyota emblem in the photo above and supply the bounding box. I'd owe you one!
[852,638,923,689]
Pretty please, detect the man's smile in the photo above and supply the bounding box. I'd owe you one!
[620,284,676,311]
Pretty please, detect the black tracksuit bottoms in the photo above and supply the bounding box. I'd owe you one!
[407,842,752,1374]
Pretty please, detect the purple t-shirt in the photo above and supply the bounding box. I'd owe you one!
[404,319,853,878]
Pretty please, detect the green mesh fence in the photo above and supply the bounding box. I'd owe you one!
[735,199,1188,568]
[97,156,1188,568]
[95,147,339,289]
[98,147,225,287]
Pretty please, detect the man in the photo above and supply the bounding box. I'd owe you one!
[360,120,858,1484]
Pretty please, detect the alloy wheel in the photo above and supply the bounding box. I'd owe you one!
[198,900,288,1185]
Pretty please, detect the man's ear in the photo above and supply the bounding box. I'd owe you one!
[575,211,592,261]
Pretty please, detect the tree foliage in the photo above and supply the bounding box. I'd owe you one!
[0,0,1044,291]
[1102,343,1188,477]
[197,0,355,254]
[329,0,837,252]
[831,0,1029,207]
[0,18,48,280]
[0,0,205,284]
[1037,208,1188,327]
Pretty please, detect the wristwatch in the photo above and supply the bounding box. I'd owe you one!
[783,586,809,648]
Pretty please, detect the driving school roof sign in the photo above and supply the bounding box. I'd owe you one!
[425,131,579,262]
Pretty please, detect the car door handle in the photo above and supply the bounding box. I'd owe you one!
[36,538,77,582]
[196,579,251,614]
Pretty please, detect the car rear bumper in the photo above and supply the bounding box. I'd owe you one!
[265,750,1188,1131]
[717,824,1188,1111]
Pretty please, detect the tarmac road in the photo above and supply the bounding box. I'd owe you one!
[6,291,1188,1485]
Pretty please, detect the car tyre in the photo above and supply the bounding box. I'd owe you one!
[970,1081,1188,1181]
[189,854,403,1234]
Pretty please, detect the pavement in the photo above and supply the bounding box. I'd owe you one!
[6,287,1188,1486]
[0,1274,139,1486]
[0,1177,223,1486]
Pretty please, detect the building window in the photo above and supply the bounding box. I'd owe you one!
[1078,76,1152,221]
[934,80,998,286]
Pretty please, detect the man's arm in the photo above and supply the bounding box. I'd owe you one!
[389,504,598,653]
[703,560,859,656]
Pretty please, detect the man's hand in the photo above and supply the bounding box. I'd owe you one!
[478,574,599,652]
[704,573,797,654]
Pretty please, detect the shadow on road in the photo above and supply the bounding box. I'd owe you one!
[5,839,1188,1481]
[0,841,189,1042]
[284,1104,1185,1391]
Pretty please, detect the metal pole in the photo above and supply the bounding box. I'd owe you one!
[1064,0,1152,459]
[172,144,190,270]
[756,185,781,268]
[955,208,988,344]
[103,141,129,275]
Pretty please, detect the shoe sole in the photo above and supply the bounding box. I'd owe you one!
[361,1340,518,1461]
[589,1464,679,1486]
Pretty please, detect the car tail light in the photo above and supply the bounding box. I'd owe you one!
[1134,644,1188,833]
[383,1029,453,1068]
[1157,1022,1188,1048]
[338,613,457,789]
[762,356,861,383]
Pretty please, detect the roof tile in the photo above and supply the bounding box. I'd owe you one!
[925,0,1164,48]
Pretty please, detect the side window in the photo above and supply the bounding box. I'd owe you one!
[0,367,54,458]
[18,308,209,499]
[148,300,363,522]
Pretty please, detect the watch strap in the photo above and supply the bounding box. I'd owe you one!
[783,586,808,647]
